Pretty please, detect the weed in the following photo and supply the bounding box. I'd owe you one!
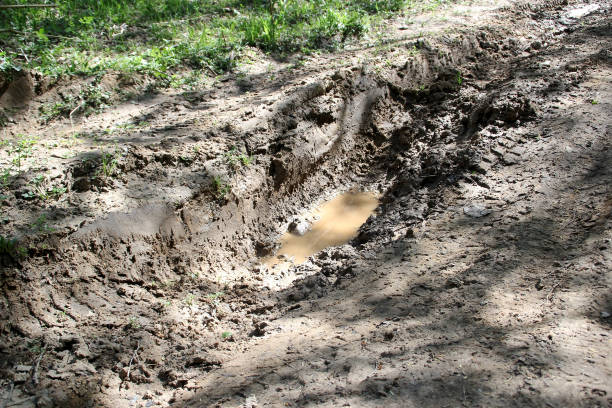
[40,83,110,122]
[221,331,233,339]
[213,175,231,199]
[31,215,55,234]
[128,317,141,329]
[49,186,67,198]
[0,51,21,80]
[0,235,18,257]
[205,292,224,304]
[99,150,119,178]
[591,99,598,105]
[21,174,66,201]
[456,71,463,86]
[225,146,253,170]
[206,291,224,300]
[184,293,196,306]
[0,169,10,189]
[7,135,37,171]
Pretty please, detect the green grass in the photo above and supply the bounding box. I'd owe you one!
[0,235,19,257]
[0,0,419,84]
[213,175,231,199]
[40,81,111,122]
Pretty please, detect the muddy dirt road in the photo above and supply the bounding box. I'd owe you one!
[1,0,611,407]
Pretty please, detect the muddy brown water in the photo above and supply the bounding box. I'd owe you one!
[265,191,379,267]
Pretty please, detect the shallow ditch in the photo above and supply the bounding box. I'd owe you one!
[1,3,583,403]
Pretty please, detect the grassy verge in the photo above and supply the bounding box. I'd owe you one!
[0,0,441,84]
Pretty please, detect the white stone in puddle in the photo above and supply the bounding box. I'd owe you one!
[463,204,492,218]
[289,219,310,236]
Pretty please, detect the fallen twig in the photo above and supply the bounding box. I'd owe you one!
[30,343,48,386]
[546,282,561,303]
[120,340,140,389]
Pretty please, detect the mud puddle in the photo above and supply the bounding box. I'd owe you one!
[266,191,379,268]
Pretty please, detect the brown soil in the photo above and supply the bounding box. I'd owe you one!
[1,0,611,407]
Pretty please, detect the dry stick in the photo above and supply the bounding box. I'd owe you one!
[30,344,48,386]
[68,100,86,134]
[547,282,561,303]
[19,47,29,64]
[120,340,140,390]
[0,4,58,9]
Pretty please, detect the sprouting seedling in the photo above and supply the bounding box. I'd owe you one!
[239,153,253,166]
[221,331,232,339]
[205,291,224,300]
[205,292,224,305]
[0,169,10,188]
[31,214,55,233]
[213,175,231,199]
[100,151,117,178]
[456,71,463,86]
[0,235,18,257]
[128,316,141,329]
[225,146,253,168]
[184,293,196,306]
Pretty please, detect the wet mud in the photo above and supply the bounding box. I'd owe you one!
[0,0,611,407]
[266,191,379,268]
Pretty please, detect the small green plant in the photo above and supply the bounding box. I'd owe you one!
[0,235,18,256]
[40,83,110,122]
[99,150,119,178]
[221,331,232,339]
[0,169,10,189]
[456,71,463,86]
[128,316,141,329]
[591,99,598,105]
[224,146,253,169]
[205,292,224,301]
[239,154,253,166]
[161,299,171,308]
[28,175,49,200]
[184,293,196,306]
[57,310,68,322]
[31,214,55,234]
[213,175,231,199]
[49,186,67,198]
[7,135,37,171]
[0,51,21,79]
